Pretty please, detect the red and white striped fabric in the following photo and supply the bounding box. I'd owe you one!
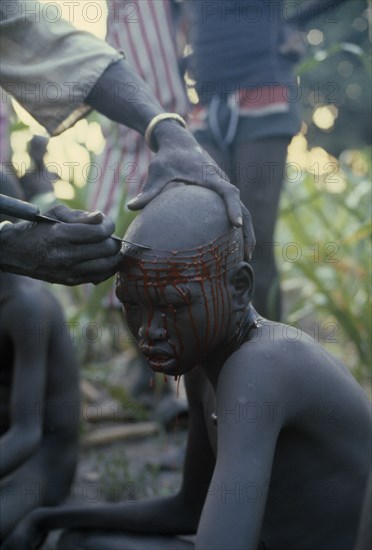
[188,86,290,133]
[88,0,189,220]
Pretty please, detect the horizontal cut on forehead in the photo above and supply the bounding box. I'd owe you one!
[120,230,243,284]
[124,186,233,250]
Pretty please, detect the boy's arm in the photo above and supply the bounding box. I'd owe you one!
[2,497,193,550]
[196,425,277,550]
[0,298,48,478]
[3,368,216,547]
[195,352,282,550]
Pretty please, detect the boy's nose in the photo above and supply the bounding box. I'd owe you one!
[138,314,167,342]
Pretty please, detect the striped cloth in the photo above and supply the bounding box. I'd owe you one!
[188,86,291,134]
[88,0,189,220]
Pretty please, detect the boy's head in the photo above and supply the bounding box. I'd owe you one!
[116,185,255,376]
[28,135,48,165]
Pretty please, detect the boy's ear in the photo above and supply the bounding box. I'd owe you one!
[230,262,254,309]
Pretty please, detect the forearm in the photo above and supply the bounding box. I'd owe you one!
[85,61,245,228]
[34,494,197,535]
[86,59,170,140]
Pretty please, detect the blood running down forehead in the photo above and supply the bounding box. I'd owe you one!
[116,187,254,361]
[118,185,250,284]
[119,226,243,286]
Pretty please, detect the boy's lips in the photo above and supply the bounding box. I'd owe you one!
[147,357,177,373]
[140,346,177,373]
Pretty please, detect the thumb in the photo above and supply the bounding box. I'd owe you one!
[45,205,104,224]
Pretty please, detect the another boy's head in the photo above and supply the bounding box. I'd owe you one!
[0,168,25,223]
[28,135,48,165]
[116,186,255,376]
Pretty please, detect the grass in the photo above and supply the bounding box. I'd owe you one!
[277,147,371,381]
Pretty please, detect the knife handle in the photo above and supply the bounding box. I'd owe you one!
[0,194,40,222]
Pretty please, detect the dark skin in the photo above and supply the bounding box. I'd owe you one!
[5,187,370,550]
[0,205,121,286]
[1,59,246,285]
[0,271,80,543]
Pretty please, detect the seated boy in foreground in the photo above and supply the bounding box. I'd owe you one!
[0,176,80,544]
[6,186,370,550]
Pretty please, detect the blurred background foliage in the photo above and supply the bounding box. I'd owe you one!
[3,0,371,382]
[277,145,370,381]
[297,0,371,155]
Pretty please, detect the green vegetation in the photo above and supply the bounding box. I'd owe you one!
[277,147,371,381]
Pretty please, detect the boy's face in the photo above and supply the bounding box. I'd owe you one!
[116,253,235,376]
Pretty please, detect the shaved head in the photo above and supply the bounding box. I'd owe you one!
[124,185,244,251]
[117,185,255,376]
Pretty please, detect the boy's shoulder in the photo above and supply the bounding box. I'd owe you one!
[218,319,342,398]
[1,274,62,323]
[233,319,322,366]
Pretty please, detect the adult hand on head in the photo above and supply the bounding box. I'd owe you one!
[86,62,242,226]
[241,202,256,261]
[127,121,243,228]
[0,205,121,285]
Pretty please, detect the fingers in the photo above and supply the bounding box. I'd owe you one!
[127,162,169,210]
[188,152,243,225]
[220,185,243,227]
[127,189,159,210]
[65,253,122,286]
[187,176,243,228]
[52,217,117,244]
[241,203,256,261]
[4,219,122,284]
[37,240,121,284]
[45,205,117,242]
[37,240,121,269]
[46,205,104,224]
[128,142,243,229]
[65,239,121,262]
[31,253,121,286]
[129,181,243,228]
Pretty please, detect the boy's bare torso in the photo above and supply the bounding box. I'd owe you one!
[0,275,79,438]
[0,273,79,540]
[186,320,370,549]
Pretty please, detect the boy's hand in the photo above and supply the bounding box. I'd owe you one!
[0,205,121,285]
[127,123,243,228]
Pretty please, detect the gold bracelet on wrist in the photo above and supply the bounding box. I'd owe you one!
[144,113,187,150]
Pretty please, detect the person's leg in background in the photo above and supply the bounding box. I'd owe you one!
[192,113,290,321]
[192,133,231,188]
[232,137,290,320]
